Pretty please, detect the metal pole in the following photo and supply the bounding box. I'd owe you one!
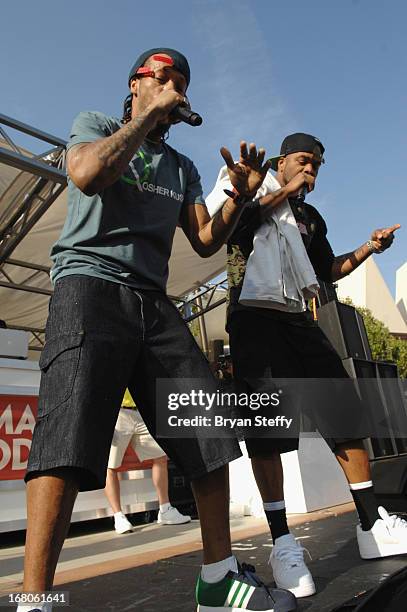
[185,297,226,323]
[0,113,67,147]
[0,280,52,296]
[0,147,67,183]
[196,293,209,356]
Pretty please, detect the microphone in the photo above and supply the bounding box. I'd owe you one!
[296,184,308,203]
[171,105,203,127]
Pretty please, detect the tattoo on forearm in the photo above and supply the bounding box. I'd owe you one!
[93,111,154,183]
[222,200,237,216]
[332,245,369,280]
[335,251,356,267]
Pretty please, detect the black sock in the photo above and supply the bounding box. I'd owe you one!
[264,501,289,543]
[349,482,380,531]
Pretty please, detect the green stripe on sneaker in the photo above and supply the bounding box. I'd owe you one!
[230,580,246,606]
[241,585,256,609]
[237,584,251,608]
[196,573,236,607]
[225,580,241,606]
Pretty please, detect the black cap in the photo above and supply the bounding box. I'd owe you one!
[269,133,325,171]
[128,47,190,88]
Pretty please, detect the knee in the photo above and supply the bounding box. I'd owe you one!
[154,455,168,465]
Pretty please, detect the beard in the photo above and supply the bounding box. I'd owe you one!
[148,120,172,141]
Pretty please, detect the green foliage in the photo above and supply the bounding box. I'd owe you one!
[341,298,407,377]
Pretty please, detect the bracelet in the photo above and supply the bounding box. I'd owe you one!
[223,188,254,206]
[366,239,382,254]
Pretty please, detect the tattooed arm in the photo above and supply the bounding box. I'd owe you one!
[331,224,400,281]
[331,244,372,281]
[66,90,183,196]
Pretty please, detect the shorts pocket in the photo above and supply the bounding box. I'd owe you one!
[38,331,85,417]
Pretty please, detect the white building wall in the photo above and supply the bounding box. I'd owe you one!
[396,262,407,325]
[337,258,407,334]
[335,260,367,307]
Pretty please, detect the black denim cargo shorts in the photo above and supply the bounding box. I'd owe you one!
[26,275,241,490]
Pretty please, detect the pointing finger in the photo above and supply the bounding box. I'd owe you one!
[387,224,401,234]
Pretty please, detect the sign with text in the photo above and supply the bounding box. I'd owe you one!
[0,395,36,480]
[0,396,150,480]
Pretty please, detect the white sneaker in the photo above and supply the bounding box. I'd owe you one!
[157,505,191,525]
[269,533,316,598]
[114,512,134,534]
[357,506,407,559]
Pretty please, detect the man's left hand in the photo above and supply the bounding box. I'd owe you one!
[220,141,271,198]
[370,224,401,252]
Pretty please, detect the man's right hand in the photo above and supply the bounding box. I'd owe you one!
[147,89,185,124]
[284,171,315,198]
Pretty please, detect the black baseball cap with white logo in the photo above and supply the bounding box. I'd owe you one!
[269,133,325,171]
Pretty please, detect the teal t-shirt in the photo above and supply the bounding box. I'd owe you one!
[51,111,205,291]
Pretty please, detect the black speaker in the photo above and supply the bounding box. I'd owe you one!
[342,358,397,458]
[375,362,407,455]
[342,357,407,511]
[317,301,372,361]
[369,455,407,513]
[317,279,338,306]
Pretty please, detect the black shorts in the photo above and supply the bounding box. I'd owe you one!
[228,310,363,457]
[26,275,241,490]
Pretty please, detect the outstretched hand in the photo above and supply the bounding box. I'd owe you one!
[220,141,272,199]
[370,224,401,253]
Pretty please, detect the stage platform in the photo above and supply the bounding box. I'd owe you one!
[1,503,406,611]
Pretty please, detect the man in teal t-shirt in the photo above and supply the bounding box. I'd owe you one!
[22,48,292,612]
[51,110,205,291]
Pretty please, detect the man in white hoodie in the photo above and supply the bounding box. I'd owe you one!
[206,133,404,599]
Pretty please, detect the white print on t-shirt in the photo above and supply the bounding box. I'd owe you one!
[127,160,184,202]
[128,159,143,191]
[142,182,184,202]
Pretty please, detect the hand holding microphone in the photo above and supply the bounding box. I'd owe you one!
[148,90,203,127]
[285,171,315,199]
[170,96,203,126]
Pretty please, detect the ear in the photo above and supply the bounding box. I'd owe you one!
[277,157,285,172]
[130,78,139,96]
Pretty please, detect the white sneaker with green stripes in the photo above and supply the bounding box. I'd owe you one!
[196,562,297,611]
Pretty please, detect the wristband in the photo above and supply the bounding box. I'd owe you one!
[223,188,254,206]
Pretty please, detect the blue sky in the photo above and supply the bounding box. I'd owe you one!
[1,0,405,294]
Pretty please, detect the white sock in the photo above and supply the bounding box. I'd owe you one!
[263,500,286,511]
[160,502,171,513]
[201,555,238,583]
[17,605,52,612]
[114,511,125,519]
[349,480,373,491]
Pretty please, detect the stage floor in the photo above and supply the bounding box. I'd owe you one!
[1,504,406,611]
